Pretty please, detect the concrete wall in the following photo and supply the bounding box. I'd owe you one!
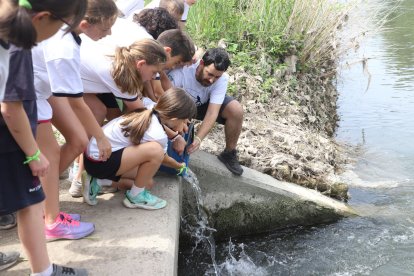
[183,151,357,240]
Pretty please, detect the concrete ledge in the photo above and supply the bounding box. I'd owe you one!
[185,151,357,240]
[1,174,181,276]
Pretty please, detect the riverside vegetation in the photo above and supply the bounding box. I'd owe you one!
[187,0,392,201]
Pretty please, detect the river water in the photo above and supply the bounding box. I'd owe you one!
[179,1,414,274]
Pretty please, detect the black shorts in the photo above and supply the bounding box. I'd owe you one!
[0,150,45,215]
[196,95,234,125]
[83,148,124,181]
[97,93,120,109]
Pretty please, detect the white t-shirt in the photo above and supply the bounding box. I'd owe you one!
[86,114,168,160]
[80,44,138,101]
[168,61,228,106]
[32,28,83,100]
[0,40,9,102]
[116,0,145,18]
[80,18,152,56]
[145,0,159,9]
[181,2,190,21]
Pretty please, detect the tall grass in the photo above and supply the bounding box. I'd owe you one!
[187,0,391,71]
[187,0,294,56]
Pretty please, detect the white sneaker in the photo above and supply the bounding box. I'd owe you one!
[69,179,83,198]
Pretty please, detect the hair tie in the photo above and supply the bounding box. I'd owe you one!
[18,0,32,9]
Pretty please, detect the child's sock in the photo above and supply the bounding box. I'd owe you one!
[130,185,145,197]
[31,264,53,276]
[97,178,112,187]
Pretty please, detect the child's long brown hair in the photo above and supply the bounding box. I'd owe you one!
[120,87,196,144]
[111,38,167,96]
[84,0,118,25]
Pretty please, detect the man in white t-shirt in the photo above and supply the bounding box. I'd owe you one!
[168,48,244,175]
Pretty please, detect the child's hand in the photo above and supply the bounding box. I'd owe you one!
[29,152,49,177]
[172,135,186,155]
[97,136,112,161]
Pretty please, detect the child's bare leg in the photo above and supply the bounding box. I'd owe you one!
[116,142,164,186]
[36,122,60,224]
[17,202,50,273]
[49,96,88,175]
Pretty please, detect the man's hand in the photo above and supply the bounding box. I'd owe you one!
[187,137,201,154]
[28,152,49,177]
[96,136,112,161]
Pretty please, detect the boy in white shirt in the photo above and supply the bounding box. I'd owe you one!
[168,48,244,175]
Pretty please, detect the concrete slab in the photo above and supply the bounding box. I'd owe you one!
[184,151,357,240]
[0,174,181,276]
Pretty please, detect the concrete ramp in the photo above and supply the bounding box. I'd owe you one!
[2,174,181,276]
[185,151,357,240]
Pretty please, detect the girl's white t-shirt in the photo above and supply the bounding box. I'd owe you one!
[32,28,83,100]
[0,41,10,102]
[79,44,138,101]
[86,114,168,160]
[80,18,152,56]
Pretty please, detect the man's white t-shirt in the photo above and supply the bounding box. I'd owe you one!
[86,114,168,160]
[0,40,9,102]
[168,61,229,106]
[32,28,83,100]
[80,18,152,56]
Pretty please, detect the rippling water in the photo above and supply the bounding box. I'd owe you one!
[179,1,414,274]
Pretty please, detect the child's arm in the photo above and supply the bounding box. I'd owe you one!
[1,101,49,176]
[150,79,166,100]
[142,81,158,102]
[160,71,172,92]
[67,97,112,160]
[162,153,185,171]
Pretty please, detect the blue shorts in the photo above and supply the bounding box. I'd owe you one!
[0,150,45,215]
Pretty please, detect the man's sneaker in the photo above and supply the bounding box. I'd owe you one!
[69,179,83,197]
[0,213,17,230]
[45,213,94,241]
[51,264,88,276]
[0,251,19,271]
[82,173,101,206]
[218,149,244,176]
[123,189,167,210]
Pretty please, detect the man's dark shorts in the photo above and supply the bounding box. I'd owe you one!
[196,95,234,125]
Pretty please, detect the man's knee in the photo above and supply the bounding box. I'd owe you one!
[223,100,243,121]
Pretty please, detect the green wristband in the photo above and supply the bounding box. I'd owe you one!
[177,164,188,176]
[23,149,41,164]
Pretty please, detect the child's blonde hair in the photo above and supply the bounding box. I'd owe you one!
[120,87,196,144]
[84,0,118,25]
[111,38,167,95]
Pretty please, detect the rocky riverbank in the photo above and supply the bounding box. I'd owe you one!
[198,64,350,201]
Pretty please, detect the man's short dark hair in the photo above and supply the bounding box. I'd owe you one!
[202,48,231,71]
[133,7,178,39]
[157,29,195,62]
